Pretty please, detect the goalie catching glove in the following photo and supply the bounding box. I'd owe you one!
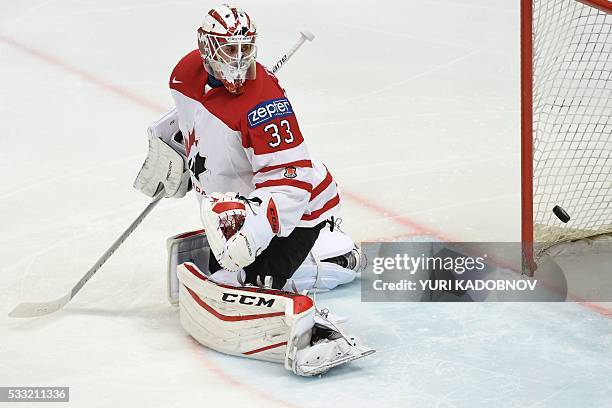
[134,108,191,198]
[200,191,278,271]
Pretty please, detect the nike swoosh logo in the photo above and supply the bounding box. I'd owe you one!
[172,77,183,84]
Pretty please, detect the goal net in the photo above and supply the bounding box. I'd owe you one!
[521,0,612,272]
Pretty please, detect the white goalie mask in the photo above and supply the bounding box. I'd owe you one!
[198,4,257,94]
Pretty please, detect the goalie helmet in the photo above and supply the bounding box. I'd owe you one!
[197,4,257,94]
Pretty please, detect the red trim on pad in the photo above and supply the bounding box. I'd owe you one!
[183,263,314,315]
[243,342,288,355]
[185,286,285,321]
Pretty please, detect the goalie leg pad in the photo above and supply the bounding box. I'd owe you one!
[178,262,374,376]
[312,223,366,272]
[168,223,363,303]
[208,268,246,286]
[167,230,211,305]
[311,224,356,261]
[283,263,356,293]
[177,262,315,363]
[283,225,364,293]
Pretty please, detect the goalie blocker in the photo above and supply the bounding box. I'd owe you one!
[178,262,374,376]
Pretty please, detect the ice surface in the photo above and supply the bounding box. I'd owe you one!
[1,1,611,407]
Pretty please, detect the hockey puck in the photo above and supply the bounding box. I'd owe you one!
[552,205,570,223]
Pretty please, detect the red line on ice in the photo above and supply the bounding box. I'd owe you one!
[2,33,609,318]
[0,33,165,113]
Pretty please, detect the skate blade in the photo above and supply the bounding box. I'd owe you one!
[300,346,376,376]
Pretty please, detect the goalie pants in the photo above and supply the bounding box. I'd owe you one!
[208,221,327,290]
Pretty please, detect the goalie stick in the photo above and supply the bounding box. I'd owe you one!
[9,189,165,318]
[9,30,315,318]
[272,31,314,73]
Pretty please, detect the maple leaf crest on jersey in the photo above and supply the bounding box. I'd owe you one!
[284,166,297,179]
[189,152,208,181]
[169,50,341,233]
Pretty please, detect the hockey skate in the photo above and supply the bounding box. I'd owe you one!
[288,308,375,376]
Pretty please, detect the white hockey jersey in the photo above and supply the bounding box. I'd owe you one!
[170,50,340,236]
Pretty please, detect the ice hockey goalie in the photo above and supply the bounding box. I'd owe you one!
[134,3,374,375]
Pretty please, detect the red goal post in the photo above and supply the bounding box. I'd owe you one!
[577,0,612,13]
[521,0,612,274]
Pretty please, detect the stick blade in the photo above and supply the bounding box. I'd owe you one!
[8,294,71,318]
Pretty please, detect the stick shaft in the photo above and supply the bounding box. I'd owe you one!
[70,189,164,299]
[8,189,165,318]
[272,31,314,73]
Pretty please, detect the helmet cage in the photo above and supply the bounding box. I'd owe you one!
[198,29,257,93]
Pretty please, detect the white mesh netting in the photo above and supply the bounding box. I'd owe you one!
[531,0,611,257]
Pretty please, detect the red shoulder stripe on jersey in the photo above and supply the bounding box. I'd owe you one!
[255,179,313,193]
[170,50,207,102]
[310,170,333,201]
[256,160,312,174]
[301,194,340,221]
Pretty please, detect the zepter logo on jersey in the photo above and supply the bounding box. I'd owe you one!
[247,97,294,128]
